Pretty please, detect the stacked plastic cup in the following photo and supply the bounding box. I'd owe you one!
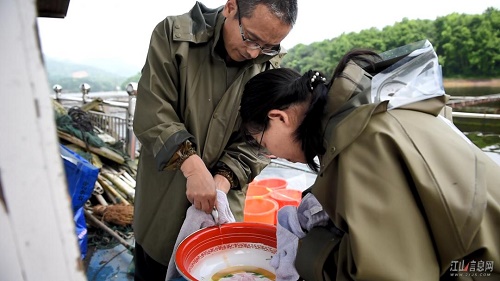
[244,177,305,225]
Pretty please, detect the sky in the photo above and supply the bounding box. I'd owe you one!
[37,0,499,71]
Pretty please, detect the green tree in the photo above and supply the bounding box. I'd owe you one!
[282,7,500,79]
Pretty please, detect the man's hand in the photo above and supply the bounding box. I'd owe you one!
[214,174,231,194]
[180,154,216,213]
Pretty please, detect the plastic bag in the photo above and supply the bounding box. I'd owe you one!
[371,39,445,110]
[60,144,99,259]
[74,207,89,259]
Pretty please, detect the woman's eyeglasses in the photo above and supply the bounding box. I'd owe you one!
[243,122,268,157]
[258,122,267,150]
[255,122,268,157]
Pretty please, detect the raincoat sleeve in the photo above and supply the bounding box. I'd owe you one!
[217,57,283,187]
[133,19,194,171]
[218,134,270,190]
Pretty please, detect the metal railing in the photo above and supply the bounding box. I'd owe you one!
[52,82,139,160]
[452,112,500,120]
[448,94,500,109]
[88,111,127,140]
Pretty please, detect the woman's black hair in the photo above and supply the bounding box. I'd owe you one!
[240,49,381,171]
[240,68,328,172]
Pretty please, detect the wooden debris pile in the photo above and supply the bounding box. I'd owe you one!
[53,99,138,250]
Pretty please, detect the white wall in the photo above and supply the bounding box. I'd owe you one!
[0,0,87,280]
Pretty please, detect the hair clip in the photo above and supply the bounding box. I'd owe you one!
[309,71,326,91]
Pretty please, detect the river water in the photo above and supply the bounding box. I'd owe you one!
[445,86,500,152]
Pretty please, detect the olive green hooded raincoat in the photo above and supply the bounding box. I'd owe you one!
[133,2,284,265]
[297,53,500,280]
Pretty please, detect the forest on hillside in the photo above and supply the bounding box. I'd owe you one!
[45,57,126,93]
[282,7,500,78]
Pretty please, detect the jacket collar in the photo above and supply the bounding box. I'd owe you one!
[319,102,387,173]
[171,2,286,66]
[171,2,221,44]
[321,60,379,134]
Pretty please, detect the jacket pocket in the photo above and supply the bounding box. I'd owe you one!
[295,226,342,281]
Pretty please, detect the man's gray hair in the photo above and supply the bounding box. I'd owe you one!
[238,0,298,26]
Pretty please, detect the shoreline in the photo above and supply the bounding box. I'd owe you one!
[443,78,500,88]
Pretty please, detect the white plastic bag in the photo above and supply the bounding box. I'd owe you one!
[371,40,445,110]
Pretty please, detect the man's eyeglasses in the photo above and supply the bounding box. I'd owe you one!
[236,1,280,56]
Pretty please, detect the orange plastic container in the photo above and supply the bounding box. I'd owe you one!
[243,198,278,225]
[246,184,273,200]
[270,188,302,209]
[254,177,288,191]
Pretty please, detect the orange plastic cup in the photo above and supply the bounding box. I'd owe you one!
[270,188,302,209]
[254,177,288,191]
[246,184,273,200]
[243,198,278,225]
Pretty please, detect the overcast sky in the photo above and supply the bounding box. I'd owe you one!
[37,0,499,70]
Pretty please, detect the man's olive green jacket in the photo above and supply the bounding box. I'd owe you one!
[132,2,284,265]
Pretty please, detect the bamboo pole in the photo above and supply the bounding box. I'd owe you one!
[103,187,118,205]
[119,174,135,188]
[94,194,108,206]
[101,170,135,201]
[121,170,136,188]
[98,175,130,205]
[93,181,108,206]
[57,130,125,164]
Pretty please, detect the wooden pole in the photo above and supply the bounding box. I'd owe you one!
[84,209,134,252]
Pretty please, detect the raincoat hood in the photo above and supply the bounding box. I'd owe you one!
[323,40,446,128]
[320,40,448,171]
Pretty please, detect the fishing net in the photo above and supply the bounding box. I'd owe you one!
[87,224,134,249]
[54,103,129,162]
[56,106,106,148]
